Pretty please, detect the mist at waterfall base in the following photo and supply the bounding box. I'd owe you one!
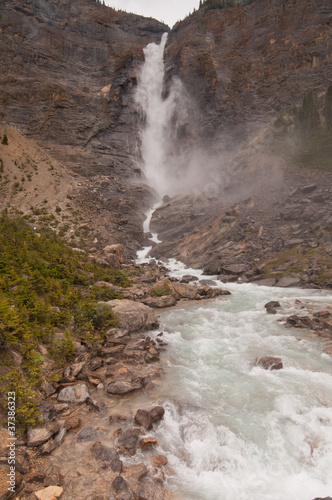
[147,278,332,500]
[134,34,285,201]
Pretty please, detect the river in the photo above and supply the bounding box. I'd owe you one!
[152,277,332,500]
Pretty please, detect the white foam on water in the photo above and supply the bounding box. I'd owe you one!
[151,284,332,500]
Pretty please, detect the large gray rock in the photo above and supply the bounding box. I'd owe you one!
[27,422,59,447]
[57,383,90,404]
[77,427,97,442]
[275,276,301,287]
[142,295,176,308]
[107,380,142,395]
[221,264,248,275]
[91,441,118,462]
[254,278,277,287]
[101,300,159,333]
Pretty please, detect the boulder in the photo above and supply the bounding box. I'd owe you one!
[117,428,142,455]
[217,273,238,283]
[199,279,217,286]
[91,441,118,462]
[111,458,123,473]
[77,427,97,442]
[142,295,176,308]
[89,357,103,371]
[255,356,283,370]
[220,264,248,275]
[170,282,199,299]
[15,448,30,474]
[254,278,277,287]
[276,276,301,287]
[149,406,165,423]
[27,422,59,447]
[134,409,152,430]
[112,476,132,497]
[100,300,159,333]
[39,438,57,455]
[57,383,90,404]
[86,396,105,412]
[41,381,56,397]
[122,463,148,486]
[264,301,281,314]
[181,275,198,283]
[140,437,158,450]
[34,486,63,500]
[107,380,142,396]
[103,244,124,268]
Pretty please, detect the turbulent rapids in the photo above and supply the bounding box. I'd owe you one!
[153,280,332,500]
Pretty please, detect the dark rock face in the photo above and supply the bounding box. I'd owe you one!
[165,0,331,135]
[0,0,168,255]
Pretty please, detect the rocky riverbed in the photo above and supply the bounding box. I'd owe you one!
[0,253,232,500]
[1,249,332,499]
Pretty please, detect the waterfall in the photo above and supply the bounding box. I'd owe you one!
[135,33,170,196]
[135,33,196,197]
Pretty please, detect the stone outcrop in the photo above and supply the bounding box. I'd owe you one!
[101,299,159,332]
[57,383,90,404]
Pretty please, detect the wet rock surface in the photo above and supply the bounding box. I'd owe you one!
[255,356,283,370]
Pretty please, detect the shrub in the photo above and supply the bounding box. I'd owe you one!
[1,134,8,146]
[0,369,41,431]
[151,280,172,297]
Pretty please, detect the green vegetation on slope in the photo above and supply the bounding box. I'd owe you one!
[0,213,129,431]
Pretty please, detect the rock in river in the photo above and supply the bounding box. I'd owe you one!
[107,380,142,395]
[255,356,283,370]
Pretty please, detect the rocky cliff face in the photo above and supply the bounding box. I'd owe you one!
[165,0,331,141]
[0,0,168,254]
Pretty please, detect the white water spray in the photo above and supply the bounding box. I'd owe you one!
[135,33,205,197]
[135,33,171,196]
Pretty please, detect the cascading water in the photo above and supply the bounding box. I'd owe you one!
[135,32,171,197]
[134,35,332,500]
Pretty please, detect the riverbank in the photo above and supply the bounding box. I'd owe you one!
[2,247,332,499]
